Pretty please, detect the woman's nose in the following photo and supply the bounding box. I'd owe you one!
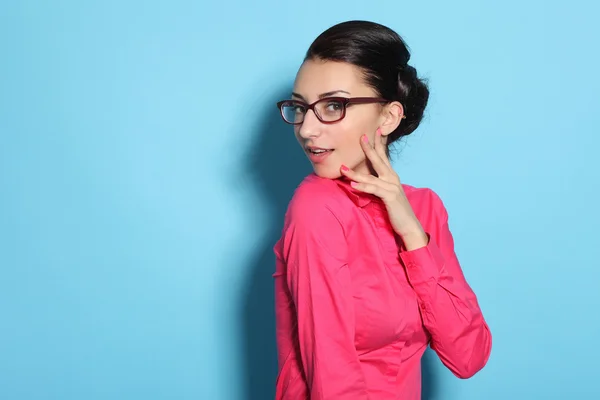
[297,110,322,139]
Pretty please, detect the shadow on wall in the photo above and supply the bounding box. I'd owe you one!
[422,347,440,400]
[240,85,311,400]
[240,87,440,400]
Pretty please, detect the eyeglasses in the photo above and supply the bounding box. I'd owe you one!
[276,96,389,125]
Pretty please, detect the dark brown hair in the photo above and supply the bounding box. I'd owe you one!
[305,20,429,149]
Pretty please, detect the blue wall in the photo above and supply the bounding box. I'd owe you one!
[1,1,599,399]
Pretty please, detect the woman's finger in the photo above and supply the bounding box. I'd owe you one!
[341,165,398,194]
[349,180,389,198]
[351,180,401,203]
[360,134,390,178]
[374,128,393,169]
[341,165,378,184]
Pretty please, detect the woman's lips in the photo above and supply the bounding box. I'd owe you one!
[306,148,334,163]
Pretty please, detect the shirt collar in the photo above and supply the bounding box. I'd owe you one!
[333,175,378,208]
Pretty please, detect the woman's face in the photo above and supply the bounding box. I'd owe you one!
[292,59,395,179]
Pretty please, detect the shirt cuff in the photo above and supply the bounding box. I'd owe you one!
[398,233,445,287]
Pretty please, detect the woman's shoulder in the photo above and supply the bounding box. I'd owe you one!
[277,174,356,239]
[402,183,449,224]
[274,174,348,258]
[286,173,349,217]
[285,174,350,229]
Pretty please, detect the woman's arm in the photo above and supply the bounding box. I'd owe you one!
[276,200,369,399]
[399,191,492,379]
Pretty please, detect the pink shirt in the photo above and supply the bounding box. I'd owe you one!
[273,173,492,399]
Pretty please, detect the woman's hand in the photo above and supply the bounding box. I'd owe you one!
[340,129,429,251]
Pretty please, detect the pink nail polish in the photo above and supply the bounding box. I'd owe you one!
[351,181,358,187]
[362,135,369,143]
[341,165,349,172]
[376,128,382,136]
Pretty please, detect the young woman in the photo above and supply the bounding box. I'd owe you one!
[272,20,492,399]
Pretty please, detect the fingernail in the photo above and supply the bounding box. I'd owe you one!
[351,181,358,187]
[341,165,349,172]
[376,128,382,136]
[362,135,369,143]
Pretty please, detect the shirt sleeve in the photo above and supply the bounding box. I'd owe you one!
[399,191,492,379]
[278,201,370,399]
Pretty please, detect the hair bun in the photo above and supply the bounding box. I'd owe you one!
[396,64,429,137]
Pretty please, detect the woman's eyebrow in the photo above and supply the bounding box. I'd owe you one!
[291,90,351,101]
[318,90,351,98]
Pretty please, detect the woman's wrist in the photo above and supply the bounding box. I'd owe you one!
[397,221,429,251]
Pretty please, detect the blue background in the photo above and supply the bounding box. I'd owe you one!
[1,1,599,399]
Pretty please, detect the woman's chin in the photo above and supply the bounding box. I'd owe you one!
[312,166,342,180]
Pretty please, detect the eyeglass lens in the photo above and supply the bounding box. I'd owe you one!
[281,99,345,124]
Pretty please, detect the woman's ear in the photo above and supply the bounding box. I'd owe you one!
[379,101,404,137]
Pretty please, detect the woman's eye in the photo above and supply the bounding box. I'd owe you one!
[326,101,343,111]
